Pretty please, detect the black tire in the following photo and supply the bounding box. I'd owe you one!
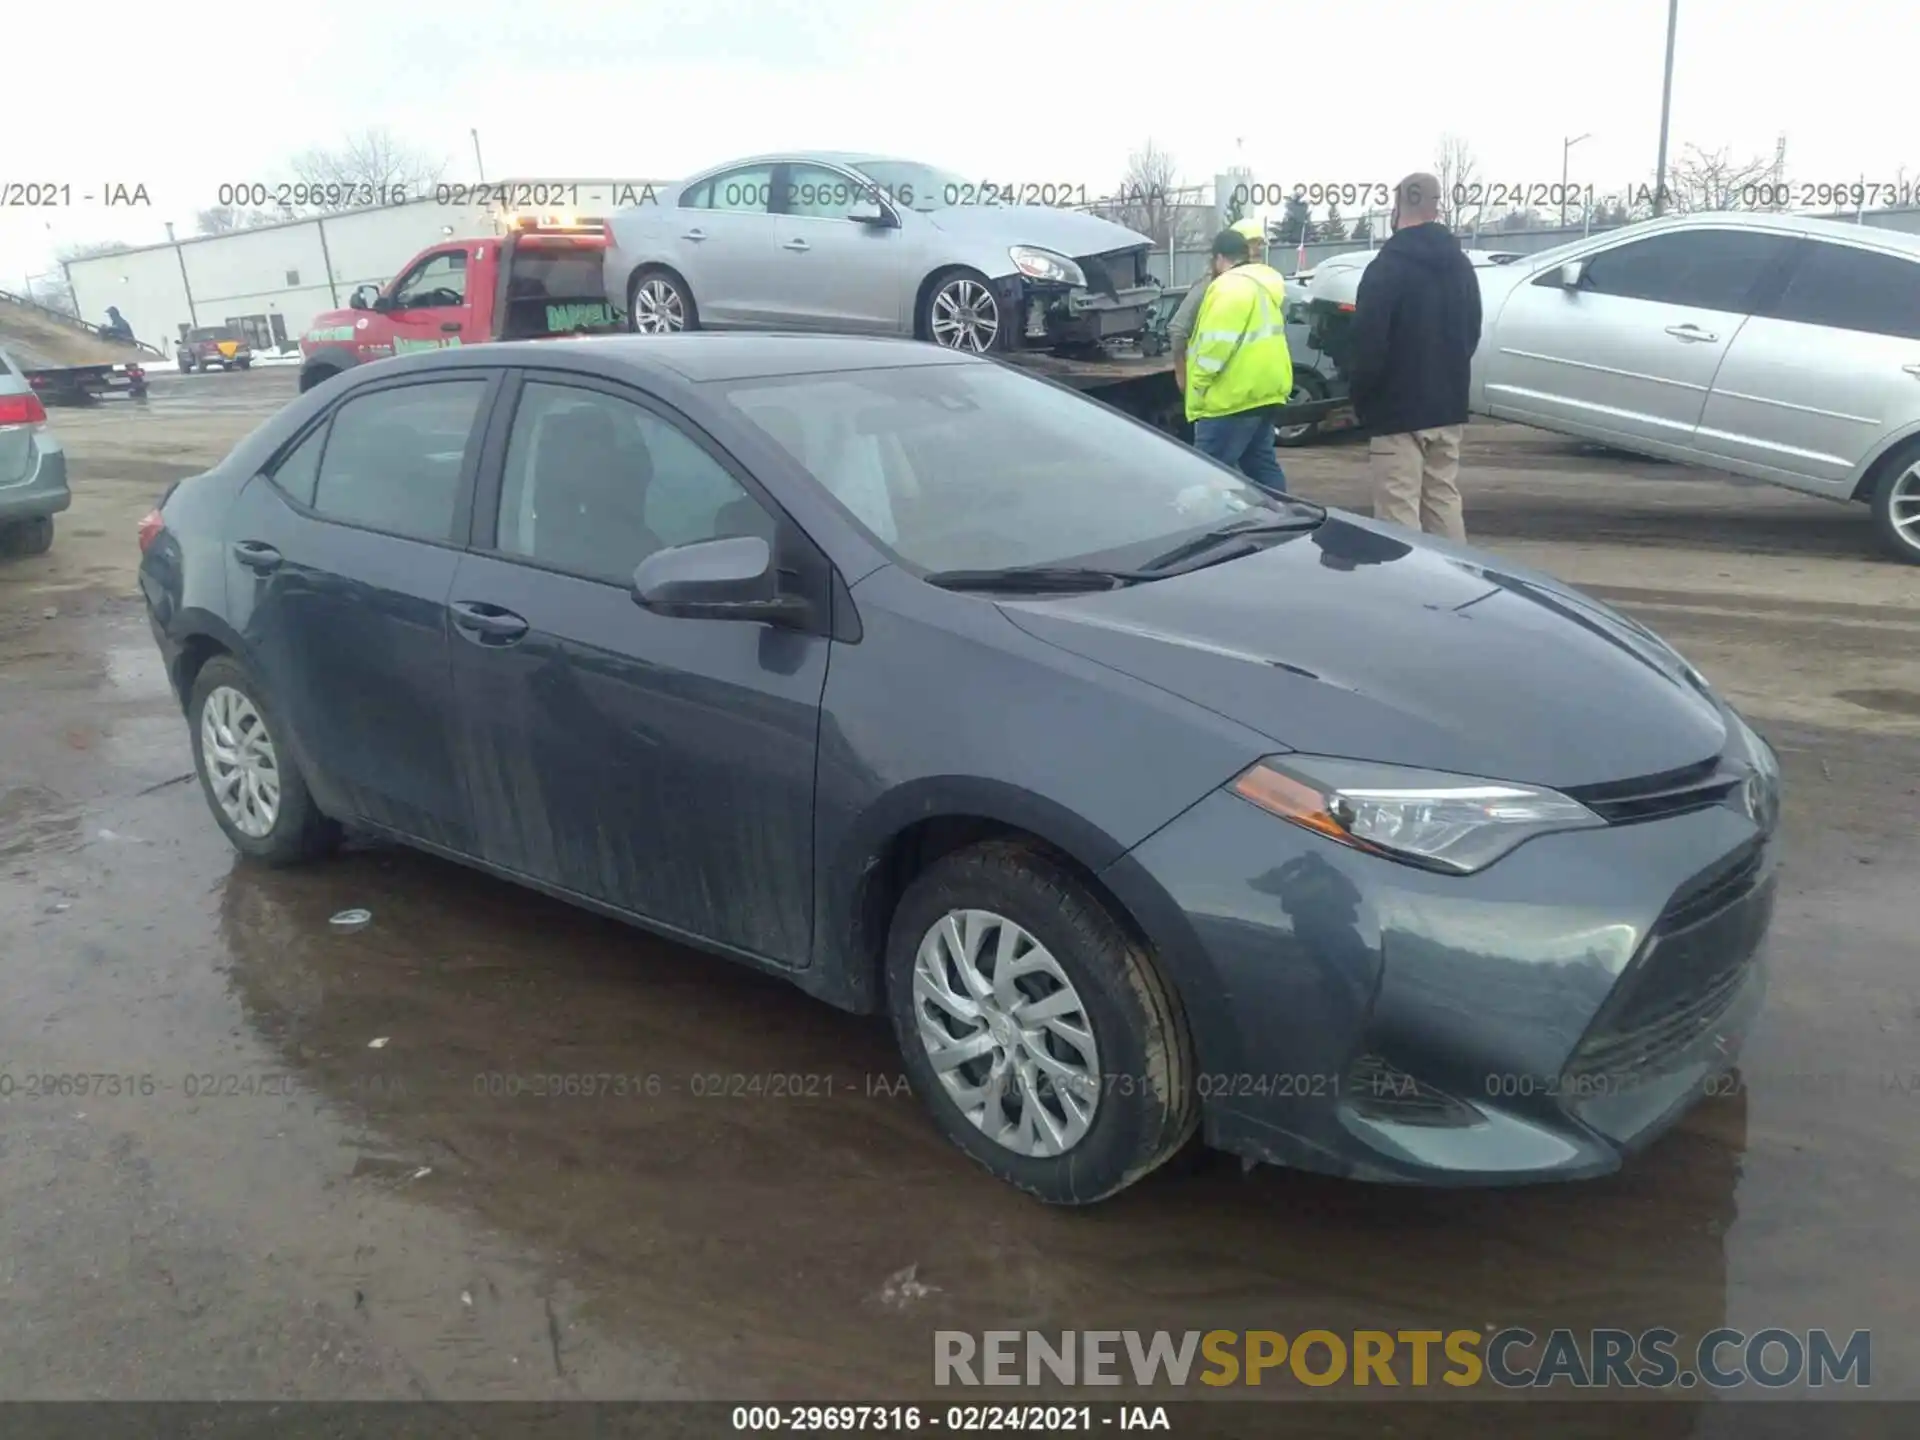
[1868,442,1920,565]
[187,654,339,866]
[298,365,340,394]
[235,359,251,370]
[0,516,54,557]
[1275,370,1329,449]
[626,266,697,334]
[918,267,1010,353]
[884,840,1198,1205]
[179,357,193,374]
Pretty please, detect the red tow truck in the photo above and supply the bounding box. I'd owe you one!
[297,215,623,393]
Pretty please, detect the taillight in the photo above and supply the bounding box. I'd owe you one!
[137,508,166,553]
[127,365,146,378]
[0,392,48,426]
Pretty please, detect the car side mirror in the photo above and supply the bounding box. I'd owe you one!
[1557,260,1585,289]
[631,535,814,626]
[849,201,895,228]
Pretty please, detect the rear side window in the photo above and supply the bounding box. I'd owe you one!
[1768,242,1920,341]
[311,381,487,542]
[1569,229,1795,312]
[268,424,327,507]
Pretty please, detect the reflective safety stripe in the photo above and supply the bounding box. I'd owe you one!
[1193,355,1226,372]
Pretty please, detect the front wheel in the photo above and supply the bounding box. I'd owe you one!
[1869,444,1920,564]
[627,268,696,334]
[188,655,339,865]
[919,269,1007,353]
[235,359,251,370]
[885,840,1198,1204]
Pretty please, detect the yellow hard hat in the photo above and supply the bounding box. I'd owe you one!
[1230,218,1267,242]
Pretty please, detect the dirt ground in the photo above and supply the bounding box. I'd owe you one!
[2,365,1916,1429]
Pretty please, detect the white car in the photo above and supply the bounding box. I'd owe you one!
[1313,214,1920,564]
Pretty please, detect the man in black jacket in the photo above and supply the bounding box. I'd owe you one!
[1347,172,1482,542]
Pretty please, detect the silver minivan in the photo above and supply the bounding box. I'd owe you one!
[1467,213,1920,564]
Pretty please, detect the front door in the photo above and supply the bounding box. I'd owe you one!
[1696,238,1920,491]
[1481,227,1796,452]
[767,162,905,331]
[224,374,493,847]
[382,246,476,355]
[445,372,827,965]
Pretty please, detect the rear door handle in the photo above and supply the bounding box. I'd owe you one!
[1664,324,1718,343]
[681,228,707,242]
[440,322,462,333]
[450,601,529,643]
[231,540,282,573]
[782,239,810,252]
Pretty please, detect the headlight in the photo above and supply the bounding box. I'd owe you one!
[1008,246,1086,287]
[1229,756,1606,875]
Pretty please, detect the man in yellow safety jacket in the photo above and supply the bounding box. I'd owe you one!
[1185,226,1293,494]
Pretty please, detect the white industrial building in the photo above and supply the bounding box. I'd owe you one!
[65,179,667,359]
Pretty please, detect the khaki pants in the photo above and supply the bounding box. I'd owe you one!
[1370,427,1466,542]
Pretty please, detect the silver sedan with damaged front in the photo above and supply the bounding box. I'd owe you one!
[605,152,1160,353]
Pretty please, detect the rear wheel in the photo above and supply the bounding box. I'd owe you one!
[884,840,1198,1204]
[1869,444,1920,565]
[188,655,339,866]
[1275,370,1329,448]
[235,359,251,370]
[0,517,54,557]
[627,268,696,334]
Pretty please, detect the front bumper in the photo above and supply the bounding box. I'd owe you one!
[1106,771,1776,1185]
[998,275,1160,350]
[0,433,71,524]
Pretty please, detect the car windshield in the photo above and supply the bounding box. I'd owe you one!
[844,161,975,214]
[720,361,1308,574]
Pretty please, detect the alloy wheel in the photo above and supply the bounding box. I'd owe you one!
[929,279,1000,352]
[631,278,687,333]
[200,686,281,838]
[910,908,1100,1157]
[1275,383,1315,443]
[1890,461,1920,552]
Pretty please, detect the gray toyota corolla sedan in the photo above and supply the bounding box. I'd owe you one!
[137,333,1780,1205]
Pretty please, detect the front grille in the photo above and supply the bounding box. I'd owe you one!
[1562,755,1741,825]
[1344,1054,1479,1127]
[1564,842,1771,1086]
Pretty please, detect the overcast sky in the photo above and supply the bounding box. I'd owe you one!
[3,0,1910,289]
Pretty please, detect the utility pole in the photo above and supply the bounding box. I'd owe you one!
[166,220,199,328]
[1560,133,1591,228]
[471,129,486,183]
[1653,0,1679,216]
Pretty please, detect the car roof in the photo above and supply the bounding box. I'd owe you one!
[676,152,927,183]
[394,332,980,384]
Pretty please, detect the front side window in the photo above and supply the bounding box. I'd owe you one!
[311,380,486,541]
[722,362,1282,574]
[496,381,773,586]
[392,251,468,310]
[1567,229,1794,312]
[1768,241,1920,341]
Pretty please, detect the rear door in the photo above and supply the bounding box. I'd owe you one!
[223,373,495,848]
[767,161,906,332]
[382,247,477,353]
[1695,237,1920,492]
[669,163,781,327]
[443,370,827,964]
[1480,227,1798,452]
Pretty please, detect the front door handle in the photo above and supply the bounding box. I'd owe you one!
[450,601,529,643]
[681,228,707,242]
[1664,324,1718,343]
[782,239,810,252]
[231,540,282,573]
[440,322,462,333]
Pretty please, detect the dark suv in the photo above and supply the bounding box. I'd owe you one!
[178,327,253,374]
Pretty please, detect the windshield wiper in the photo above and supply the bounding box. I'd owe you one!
[1138,508,1325,573]
[922,565,1148,593]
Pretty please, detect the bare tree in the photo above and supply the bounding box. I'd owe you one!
[1655,144,1776,214]
[196,205,281,235]
[1433,135,1479,229]
[1101,140,1210,251]
[286,127,448,213]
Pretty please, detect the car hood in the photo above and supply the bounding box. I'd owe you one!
[997,515,1729,788]
[925,204,1152,259]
